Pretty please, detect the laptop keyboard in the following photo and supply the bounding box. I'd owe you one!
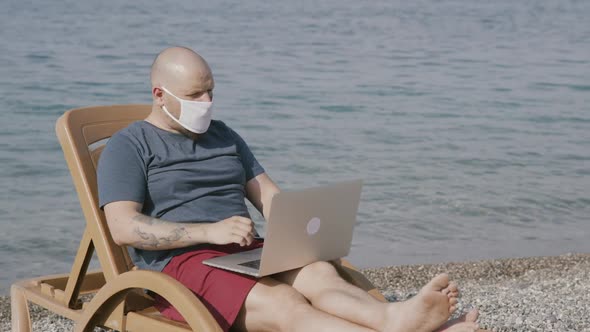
[238,259,261,270]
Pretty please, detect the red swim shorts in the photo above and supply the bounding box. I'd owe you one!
[153,240,264,332]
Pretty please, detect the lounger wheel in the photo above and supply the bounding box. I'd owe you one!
[75,270,222,332]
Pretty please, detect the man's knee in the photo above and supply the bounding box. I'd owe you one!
[301,261,341,281]
[239,278,309,332]
[290,261,349,303]
[269,281,309,308]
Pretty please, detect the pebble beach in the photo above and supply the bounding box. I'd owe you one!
[1,253,588,332]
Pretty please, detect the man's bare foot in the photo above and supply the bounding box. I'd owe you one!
[381,274,456,332]
[438,322,480,332]
[437,309,479,332]
[442,281,460,312]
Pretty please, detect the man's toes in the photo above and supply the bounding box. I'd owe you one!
[448,291,459,298]
[448,282,458,292]
[446,322,479,332]
[426,273,450,291]
[464,308,479,322]
[450,305,457,314]
[449,297,458,306]
[435,309,481,332]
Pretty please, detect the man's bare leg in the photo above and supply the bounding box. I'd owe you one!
[274,261,477,332]
[232,276,378,332]
[438,308,480,331]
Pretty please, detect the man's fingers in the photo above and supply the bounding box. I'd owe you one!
[232,223,254,237]
[232,229,254,245]
[223,216,256,246]
[232,222,253,234]
[232,228,250,239]
[232,234,247,246]
[245,233,254,245]
[233,216,253,226]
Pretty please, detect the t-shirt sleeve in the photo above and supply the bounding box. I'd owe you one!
[97,132,147,209]
[227,127,265,181]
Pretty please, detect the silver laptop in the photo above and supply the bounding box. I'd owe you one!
[202,180,363,277]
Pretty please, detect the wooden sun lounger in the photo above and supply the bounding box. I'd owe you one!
[11,104,386,332]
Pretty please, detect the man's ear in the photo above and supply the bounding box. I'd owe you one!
[152,87,164,106]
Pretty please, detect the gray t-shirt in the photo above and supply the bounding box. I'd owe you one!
[97,120,265,271]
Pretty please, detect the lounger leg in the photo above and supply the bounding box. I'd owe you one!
[11,285,32,332]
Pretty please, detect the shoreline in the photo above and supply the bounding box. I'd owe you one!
[1,253,589,331]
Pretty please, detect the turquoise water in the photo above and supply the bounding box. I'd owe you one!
[1,0,589,293]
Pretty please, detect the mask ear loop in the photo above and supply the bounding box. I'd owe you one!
[161,86,181,100]
[161,104,187,128]
[159,87,189,130]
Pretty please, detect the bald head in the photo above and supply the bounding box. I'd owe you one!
[150,46,214,96]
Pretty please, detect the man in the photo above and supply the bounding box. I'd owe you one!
[97,46,481,332]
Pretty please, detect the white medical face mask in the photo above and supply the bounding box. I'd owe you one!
[161,86,213,134]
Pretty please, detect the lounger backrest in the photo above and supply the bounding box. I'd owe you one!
[56,105,151,282]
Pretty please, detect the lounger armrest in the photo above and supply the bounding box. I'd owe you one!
[76,270,223,332]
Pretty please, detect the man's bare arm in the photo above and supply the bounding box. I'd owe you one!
[104,201,209,250]
[104,201,255,250]
[245,172,281,220]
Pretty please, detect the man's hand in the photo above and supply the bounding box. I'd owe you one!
[207,216,255,246]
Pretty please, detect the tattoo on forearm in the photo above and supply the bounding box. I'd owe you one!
[132,226,189,249]
[129,214,191,249]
